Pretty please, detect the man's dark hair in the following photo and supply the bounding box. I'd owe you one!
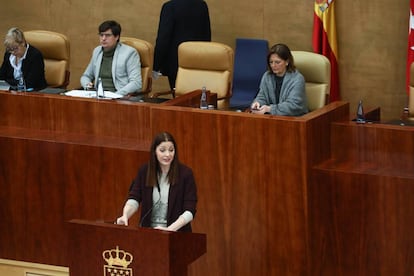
[99,20,122,41]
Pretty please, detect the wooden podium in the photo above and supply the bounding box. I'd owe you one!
[67,219,206,276]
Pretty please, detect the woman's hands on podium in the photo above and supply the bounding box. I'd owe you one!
[154,215,187,232]
[154,226,171,231]
[116,215,129,226]
[115,199,138,226]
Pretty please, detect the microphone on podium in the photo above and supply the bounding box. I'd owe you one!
[139,185,161,227]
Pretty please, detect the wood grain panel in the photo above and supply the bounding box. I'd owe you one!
[0,91,152,140]
[309,169,414,275]
[329,122,414,178]
[310,118,414,275]
[0,137,149,266]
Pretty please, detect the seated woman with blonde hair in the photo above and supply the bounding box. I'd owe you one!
[0,27,47,91]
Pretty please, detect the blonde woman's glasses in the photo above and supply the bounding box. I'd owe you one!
[6,45,20,53]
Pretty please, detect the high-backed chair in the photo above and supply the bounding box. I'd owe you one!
[292,51,330,111]
[153,41,234,109]
[229,38,269,110]
[24,30,70,89]
[121,37,154,96]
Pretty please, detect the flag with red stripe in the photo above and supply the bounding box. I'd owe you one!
[312,0,340,102]
[407,0,414,94]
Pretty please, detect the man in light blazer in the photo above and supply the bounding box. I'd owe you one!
[153,0,211,90]
[81,20,142,96]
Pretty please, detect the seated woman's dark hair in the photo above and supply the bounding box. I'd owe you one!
[267,43,296,72]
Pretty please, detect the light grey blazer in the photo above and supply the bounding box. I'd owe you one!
[80,42,142,96]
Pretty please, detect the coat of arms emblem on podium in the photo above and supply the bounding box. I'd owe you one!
[103,246,134,276]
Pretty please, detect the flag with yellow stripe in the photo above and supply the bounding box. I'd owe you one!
[313,0,340,102]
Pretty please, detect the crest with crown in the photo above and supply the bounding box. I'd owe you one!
[316,0,332,12]
[102,246,133,268]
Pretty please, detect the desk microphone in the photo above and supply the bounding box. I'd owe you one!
[138,185,161,227]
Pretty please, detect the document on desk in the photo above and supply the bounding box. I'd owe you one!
[65,90,123,99]
[0,80,10,90]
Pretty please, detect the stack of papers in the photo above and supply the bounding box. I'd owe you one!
[0,80,10,91]
[64,90,123,99]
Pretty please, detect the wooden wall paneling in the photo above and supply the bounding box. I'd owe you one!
[329,122,414,177]
[0,93,34,129]
[302,101,350,167]
[0,136,150,266]
[0,92,153,140]
[62,144,149,227]
[309,169,414,275]
[0,137,64,264]
[0,138,39,261]
[61,98,150,140]
[310,119,414,275]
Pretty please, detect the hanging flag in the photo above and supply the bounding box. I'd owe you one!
[313,0,340,102]
[407,0,414,94]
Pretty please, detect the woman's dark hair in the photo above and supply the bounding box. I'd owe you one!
[267,43,296,73]
[99,20,121,41]
[146,132,179,187]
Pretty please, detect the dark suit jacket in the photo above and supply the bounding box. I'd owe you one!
[128,162,198,232]
[0,45,47,91]
[153,0,211,88]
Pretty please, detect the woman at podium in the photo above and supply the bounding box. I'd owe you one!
[116,132,197,232]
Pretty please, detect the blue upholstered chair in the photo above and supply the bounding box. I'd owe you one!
[229,38,269,110]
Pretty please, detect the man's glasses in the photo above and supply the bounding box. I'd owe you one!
[99,33,114,38]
